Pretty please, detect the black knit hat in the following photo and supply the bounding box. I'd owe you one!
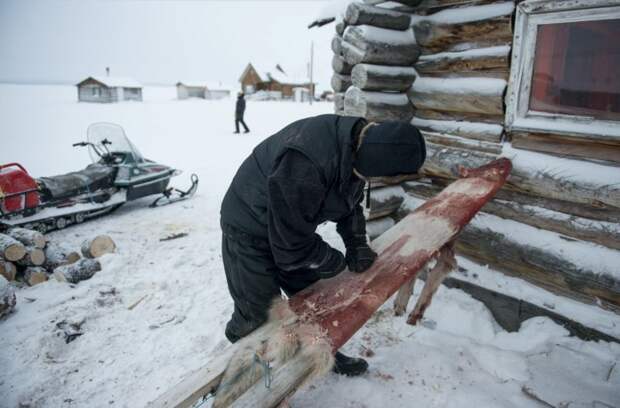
[354,121,426,177]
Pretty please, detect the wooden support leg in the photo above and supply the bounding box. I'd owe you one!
[407,241,457,325]
[394,273,420,316]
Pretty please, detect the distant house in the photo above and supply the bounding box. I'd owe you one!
[239,63,315,99]
[176,81,232,100]
[76,76,142,103]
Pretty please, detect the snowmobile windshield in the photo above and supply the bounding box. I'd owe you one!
[86,123,144,164]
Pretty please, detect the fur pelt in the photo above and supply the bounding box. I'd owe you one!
[212,299,333,407]
[407,241,457,325]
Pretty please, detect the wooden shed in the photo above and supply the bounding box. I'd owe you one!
[327,0,620,338]
[239,63,315,99]
[176,81,232,100]
[76,76,143,103]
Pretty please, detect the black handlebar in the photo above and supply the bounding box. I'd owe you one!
[72,142,88,147]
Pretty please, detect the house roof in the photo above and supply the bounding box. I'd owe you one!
[77,76,142,88]
[176,81,232,90]
[240,63,312,86]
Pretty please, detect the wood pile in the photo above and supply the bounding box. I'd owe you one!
[0,227,114,287]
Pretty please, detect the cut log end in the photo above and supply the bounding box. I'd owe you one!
[24,267,49,286]
[0,259,17,282]
[17,247,46,267]
[81,235,116,258]
[0,233,27,262]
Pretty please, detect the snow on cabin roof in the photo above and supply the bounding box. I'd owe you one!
[266,69,310,86]
[176,81,231,90]
[78,76,142,88]
[241,63,310,86]
[176,81,207,88]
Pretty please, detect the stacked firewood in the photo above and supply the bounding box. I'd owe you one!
[0,227,116,288]
[332,2,419,122]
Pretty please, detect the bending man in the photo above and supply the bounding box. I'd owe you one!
[220,114,426,376]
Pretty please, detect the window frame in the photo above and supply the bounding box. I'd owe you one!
[505,0,620,141]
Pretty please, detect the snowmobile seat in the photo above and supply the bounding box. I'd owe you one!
[38,163,116,201]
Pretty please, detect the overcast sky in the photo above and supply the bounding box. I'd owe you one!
[0,0,338,91]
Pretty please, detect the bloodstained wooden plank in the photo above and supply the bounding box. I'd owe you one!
[289,158,512,351]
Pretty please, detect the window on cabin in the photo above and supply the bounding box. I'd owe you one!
[506,2,620,139]
[92,87,101,97]
[529,19,620,121]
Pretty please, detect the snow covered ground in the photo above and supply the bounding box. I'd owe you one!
[0,85,619,408]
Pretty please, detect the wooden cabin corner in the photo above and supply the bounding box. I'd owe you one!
[332,0,620,338]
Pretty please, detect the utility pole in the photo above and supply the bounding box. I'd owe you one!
[309,41,314,105]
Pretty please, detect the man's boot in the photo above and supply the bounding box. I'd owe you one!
[333,351,368,376]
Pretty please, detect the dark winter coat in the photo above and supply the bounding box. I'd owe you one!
[235,96,246,119]
[221,114,368,272]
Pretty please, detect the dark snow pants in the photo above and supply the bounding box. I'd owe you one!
[235,116,249,133]
[221,222,320,343]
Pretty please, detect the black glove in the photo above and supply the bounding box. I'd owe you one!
[314,247,346,279]
[345,245,377,273]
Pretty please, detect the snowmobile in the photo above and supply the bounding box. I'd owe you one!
[0,122,198,233]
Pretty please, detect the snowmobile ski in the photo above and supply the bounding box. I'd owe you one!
[149,173,199,208]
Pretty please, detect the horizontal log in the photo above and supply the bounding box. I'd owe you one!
[366,216,395,240]
[331,54,353,75]
[415,108,504,125]
[456,215,620,312]
[342,25,420,66]
[415,45,510,75]
[364,0,423,6]
[368,185,406,220]
[54,259,101,284]
[405,178,620,224]
[424,143,620,212]
[24,266,49,286]
[421,131,502,154]
[0,276,16,318]
[417,71,509,80]
[7,228,46,249]
[345,3,411,30]
[407,184,620,250]
[44,243,80,270]
[331,35,343,56]
[344,86,414,122]
[423,142,498,180]
[351,63,416,92]
[408,77,505,116]
[415,0,508,12]
[413,16,513,53]
[0,259,17,282]
[369,172,424,187]
[17,247,45,267]
[0,234,26,262]
[510,131,620,166]
[331,73,352,93]
[412,116,503,142]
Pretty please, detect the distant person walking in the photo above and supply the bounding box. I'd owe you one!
[234,92,250,134]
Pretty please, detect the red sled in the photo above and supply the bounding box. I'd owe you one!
[150,158,513,408]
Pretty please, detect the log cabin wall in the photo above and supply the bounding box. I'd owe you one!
[332,0,620,314]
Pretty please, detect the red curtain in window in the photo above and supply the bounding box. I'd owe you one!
[529,19,620,121]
